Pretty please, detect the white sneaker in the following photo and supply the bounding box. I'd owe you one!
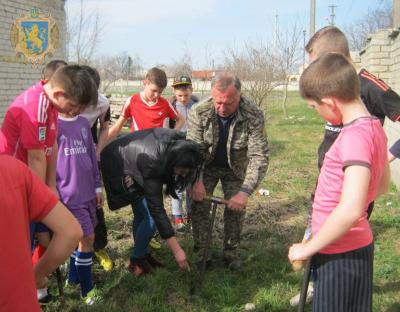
[289,282,313,307]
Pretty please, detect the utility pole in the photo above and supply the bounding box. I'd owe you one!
[329,4,337,26]
[310,0,316,38]
[394,0,400,28]
[303,29,306,71]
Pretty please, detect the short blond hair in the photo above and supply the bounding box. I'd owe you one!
[305,26,350,59]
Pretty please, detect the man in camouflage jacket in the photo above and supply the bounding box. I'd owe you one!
[187,72,269,270]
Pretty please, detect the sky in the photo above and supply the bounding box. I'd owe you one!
[65,0,389,68]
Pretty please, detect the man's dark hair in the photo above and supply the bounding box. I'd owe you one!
[146,67,168,89]
[305,26,350,59]
[42,59,68,80]
[81,65,101,89]
[49,65,98,108]
[300,53,359,103]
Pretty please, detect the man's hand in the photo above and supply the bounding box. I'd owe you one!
[96,191,104,208]
[191,180,206,202]
[227,191,248,211]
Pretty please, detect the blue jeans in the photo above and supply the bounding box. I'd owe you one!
[131,196,156,260]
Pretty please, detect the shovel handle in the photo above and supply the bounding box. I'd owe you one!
[292,260,306,272]
[204,195,228,205]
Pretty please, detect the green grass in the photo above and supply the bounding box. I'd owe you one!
[44,91,400,311]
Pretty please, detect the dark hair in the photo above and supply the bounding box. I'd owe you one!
[163,140,203,198]
[305,26,350,59]
[146,67,168,89]
[173,84,192,91]
[42,59,68,80]
[299,53,359,103]
[49,65,98,108]
[81,65,101,89]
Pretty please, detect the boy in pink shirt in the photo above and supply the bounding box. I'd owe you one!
[288,53,390,312]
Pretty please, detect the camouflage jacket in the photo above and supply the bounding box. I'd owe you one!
[187,95,269,195]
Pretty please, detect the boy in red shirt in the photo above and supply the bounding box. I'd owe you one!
[0,64,98,302]
[0,155,82,312]
[288,53,390,312]
[108,67,185,139]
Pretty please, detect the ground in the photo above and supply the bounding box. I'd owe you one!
[43,92,400,312]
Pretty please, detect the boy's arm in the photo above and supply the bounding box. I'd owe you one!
[107,115,127,142]
[88,127,104,207]
[96,119,110,159]
[45,142,58,195]
[28,149,47,182]
[289,165,370,261]
[173,112,185,130]
[34,201,83,287]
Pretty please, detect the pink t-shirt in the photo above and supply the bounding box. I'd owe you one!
[121,93,178,132]
[0,82,58,163]
[312,117,387,254]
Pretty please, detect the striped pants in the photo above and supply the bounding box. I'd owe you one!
[312,243,374,312]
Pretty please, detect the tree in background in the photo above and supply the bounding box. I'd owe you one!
[93,52,143,93]
[66,0,103,64]
[345,0,392,51]
[223,23,302,116]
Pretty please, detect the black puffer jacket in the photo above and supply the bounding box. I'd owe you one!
[100,128,186,239]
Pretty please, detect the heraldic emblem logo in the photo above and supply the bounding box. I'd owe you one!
[10,7,59,65]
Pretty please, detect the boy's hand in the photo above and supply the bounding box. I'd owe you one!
[288,243,311,263]
[96,192,104,208]
[34,271,49,289]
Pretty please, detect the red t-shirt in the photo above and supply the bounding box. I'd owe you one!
[0,155,58,312]
[312,117,387,254]
[0,82,58,163]
[121,93,178,131]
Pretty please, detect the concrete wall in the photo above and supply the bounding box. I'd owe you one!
[0,1,66,124]
[358,27,400,188]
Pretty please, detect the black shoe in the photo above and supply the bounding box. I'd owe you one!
[38,293,54,305]
[146,253,163,268]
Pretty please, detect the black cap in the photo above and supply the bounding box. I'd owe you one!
[172,75,192,87]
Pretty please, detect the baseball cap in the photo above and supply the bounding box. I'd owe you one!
[172,75,192,87]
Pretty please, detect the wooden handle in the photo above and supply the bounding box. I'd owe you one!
[292,260,305,272]
[204,195,229,205]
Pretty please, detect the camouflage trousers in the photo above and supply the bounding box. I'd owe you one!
[191,166,245,262]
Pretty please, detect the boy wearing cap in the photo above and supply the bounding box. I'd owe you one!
[168,75,199,229]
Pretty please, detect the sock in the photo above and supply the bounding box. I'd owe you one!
[174,215,183,224]
[32,244,46,266]
[37,288,48,300]
[75,251,94,297]
[68,250,79,284]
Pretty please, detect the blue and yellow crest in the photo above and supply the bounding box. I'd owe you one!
[10,8,59,66]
